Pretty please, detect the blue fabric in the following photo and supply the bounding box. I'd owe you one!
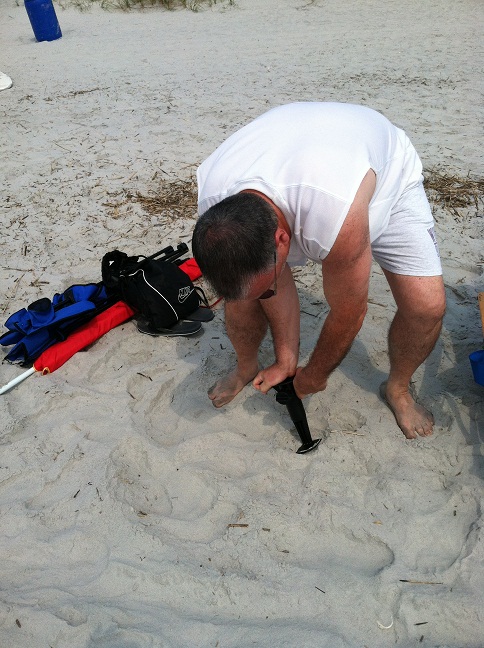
[0,329,24,346]
[1,282,111,365]
[4,299,54,335]
[53,283,108,309]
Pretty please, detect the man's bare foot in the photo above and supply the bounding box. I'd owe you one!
[379,381,434,439]
[208,366,259,408]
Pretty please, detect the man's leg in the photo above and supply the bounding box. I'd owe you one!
[208,300,268,407]
[209,264,301,407]
[381,270,446,439]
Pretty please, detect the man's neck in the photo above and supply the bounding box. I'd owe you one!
[240,189,291,238]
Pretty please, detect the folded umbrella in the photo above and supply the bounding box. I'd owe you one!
[0,301,135,395]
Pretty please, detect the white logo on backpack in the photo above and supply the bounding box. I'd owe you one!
[178,286,194,303]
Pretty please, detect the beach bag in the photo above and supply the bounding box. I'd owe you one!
[101,245,211,331]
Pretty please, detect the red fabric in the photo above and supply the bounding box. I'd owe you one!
[179,258,202,281]
[33,301,135,374]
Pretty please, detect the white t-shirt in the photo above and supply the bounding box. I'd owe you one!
[197,102,423,265]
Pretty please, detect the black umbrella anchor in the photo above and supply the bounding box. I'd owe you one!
[273,376,322,454]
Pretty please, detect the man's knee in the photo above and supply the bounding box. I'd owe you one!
[431,290,446,321]
[422,277,446,320]
[407,284,446,327]
[385,271,446,325]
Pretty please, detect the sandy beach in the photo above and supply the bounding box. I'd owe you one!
[1,0,483,646]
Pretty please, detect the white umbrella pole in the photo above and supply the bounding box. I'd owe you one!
[0,367,36,395]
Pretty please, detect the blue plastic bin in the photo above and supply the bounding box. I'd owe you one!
[469,350,484,386]
[24,0,62,42]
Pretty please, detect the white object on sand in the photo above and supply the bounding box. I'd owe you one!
[0,367,36,395]
[0,72,13,90]
[377,616,394,630]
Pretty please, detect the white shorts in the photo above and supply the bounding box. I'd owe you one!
[371,181,442,276]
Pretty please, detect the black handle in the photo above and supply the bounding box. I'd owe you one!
[146,242,189,264]
[273,376,321,454]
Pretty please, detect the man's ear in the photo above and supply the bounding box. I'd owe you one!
[275,226,291,252]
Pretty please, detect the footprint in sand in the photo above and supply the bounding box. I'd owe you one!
[126,370,176,415]
[328,408,367,433]
[105,437,232,542]
[1,531,109,590]
[106,438,173,517]
[125,372,185,447]
[267,516,394,579]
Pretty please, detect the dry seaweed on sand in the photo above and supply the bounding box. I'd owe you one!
[58,0,233,11]
[423,167,484,217]
[131,167,483,221]
[105,0,233,9]
[128,174,198,220]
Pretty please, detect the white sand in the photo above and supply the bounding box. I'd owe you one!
[1,1,483,646]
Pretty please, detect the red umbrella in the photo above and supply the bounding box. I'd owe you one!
[0,301,135,394]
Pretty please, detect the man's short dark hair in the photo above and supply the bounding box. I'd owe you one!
[192,193,278,300]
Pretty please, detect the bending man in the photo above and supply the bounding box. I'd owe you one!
[192,102,445,439]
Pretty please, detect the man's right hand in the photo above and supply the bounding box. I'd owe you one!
[252,362,296,395]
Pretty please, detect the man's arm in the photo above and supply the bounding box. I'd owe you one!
[252,263,301,391]
[293,170,375,398]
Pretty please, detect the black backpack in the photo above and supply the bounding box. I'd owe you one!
[101,244,211,331]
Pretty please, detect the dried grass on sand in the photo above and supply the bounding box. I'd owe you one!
[129,175,198,220]
[129,168,483,221]
[59,0,232,12]
[424,168,483,216]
